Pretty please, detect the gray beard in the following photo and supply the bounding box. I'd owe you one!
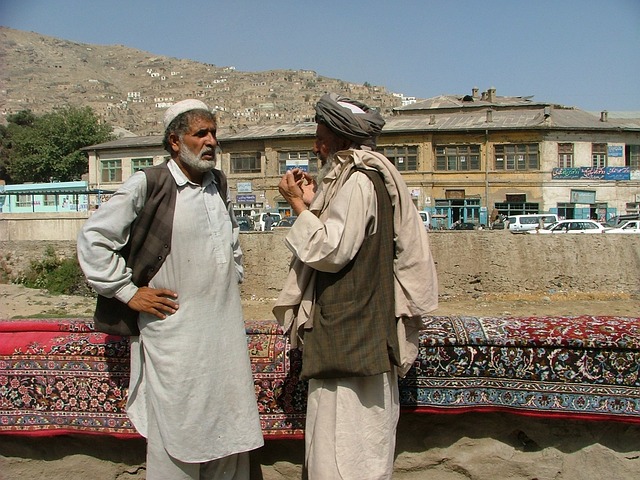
[316,154,337,184]
[179,143,217,172]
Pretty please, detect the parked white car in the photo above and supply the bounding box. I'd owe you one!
[527,219,606,234]
[604,220,640,234]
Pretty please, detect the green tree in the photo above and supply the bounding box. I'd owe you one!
[0,110,39,182]
[4,106,112,183]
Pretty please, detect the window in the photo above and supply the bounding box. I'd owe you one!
[494,201,539,216]
[101,159,122,183]
[230,152,261,174]
[278,151,318,175]
[592,143,607,168]
[435,145,480,171]
[626,145,640,170]
[557,203,575,220]
[132,157,153,172]
[43,194,56,206]
[377,146,418,171]
[494,144,539,170]
[558,143,574,168]
[16,194,32,207]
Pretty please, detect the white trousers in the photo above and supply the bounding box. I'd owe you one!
[145,401,250,480]
[304,370,399,480]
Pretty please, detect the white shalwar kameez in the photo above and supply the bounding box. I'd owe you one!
[77,161,263,479]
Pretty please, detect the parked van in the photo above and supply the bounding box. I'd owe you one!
[252,212,282,231]
[507,213,559,232]
[419,211,431,229]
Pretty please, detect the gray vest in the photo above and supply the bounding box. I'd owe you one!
[301,168,400,380]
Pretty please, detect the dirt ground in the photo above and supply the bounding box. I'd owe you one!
[0,282,637,320]
[2,283,639,480]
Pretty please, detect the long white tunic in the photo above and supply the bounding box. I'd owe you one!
[77,161,263,462]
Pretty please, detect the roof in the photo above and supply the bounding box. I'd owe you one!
[0,189,116,195]
[384,107,640,132]
[2,181,87,192]
[395,93,542,112]
[82,107,640,151]
[82,135,164,151]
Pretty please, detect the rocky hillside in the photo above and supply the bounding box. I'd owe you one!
[0,27,406,135]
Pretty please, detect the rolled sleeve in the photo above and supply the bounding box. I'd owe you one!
[77,173,147,299]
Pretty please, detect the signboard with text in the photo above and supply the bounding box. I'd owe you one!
[551,166,630,180]
[236,194,256,204]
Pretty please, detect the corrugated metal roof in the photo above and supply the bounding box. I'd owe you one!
[82,107,640,151]
[221,122,317,141]
[82,135,164,150]
[386,108,640,132]
[395,93,541,112]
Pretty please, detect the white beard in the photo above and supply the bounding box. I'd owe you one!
[179,143,217,172]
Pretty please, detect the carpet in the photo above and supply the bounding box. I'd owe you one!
[400,315,640,423]
[1,315,639,440]
[0,318,306,438]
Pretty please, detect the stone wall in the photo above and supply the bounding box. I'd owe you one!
[2,230,639,298]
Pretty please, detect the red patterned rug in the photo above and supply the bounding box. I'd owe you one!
[0,318,306,438]
[1,315,639,440]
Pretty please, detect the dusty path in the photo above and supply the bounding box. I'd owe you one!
[1,282,637,320]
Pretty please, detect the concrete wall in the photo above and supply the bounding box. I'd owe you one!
[2,230,639,299]
[0,213,90,241]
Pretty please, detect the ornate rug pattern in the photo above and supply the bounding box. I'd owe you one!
[400,315,640,422]
[1,315,639,439]
[0,318,307,438]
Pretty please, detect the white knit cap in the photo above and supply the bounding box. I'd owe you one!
[163,99,211,130]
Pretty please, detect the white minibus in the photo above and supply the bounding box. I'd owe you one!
[507,214,559,232]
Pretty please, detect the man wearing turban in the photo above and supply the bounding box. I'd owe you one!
[274,93,438,479]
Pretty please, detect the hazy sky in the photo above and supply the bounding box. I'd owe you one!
[2,0,639,112]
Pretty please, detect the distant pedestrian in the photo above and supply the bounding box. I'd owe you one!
[264,212,274,231]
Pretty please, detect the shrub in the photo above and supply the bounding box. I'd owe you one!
[16,245,93,296]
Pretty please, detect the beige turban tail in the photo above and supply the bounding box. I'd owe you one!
[314,93,385,148]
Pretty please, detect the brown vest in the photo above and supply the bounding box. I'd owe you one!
[300,168,400,380]
[93,162,228,335]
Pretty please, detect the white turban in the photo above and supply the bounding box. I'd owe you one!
[163,99,212,130]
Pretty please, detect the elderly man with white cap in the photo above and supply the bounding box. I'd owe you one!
[77,99,263,479]
[274,93,438,479]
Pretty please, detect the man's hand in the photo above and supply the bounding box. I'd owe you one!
[128,286,179,319]
[279,168,316,214]
[297,170,317,206]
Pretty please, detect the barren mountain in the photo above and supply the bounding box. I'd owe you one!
[0,27,405,135]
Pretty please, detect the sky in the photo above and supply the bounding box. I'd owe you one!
[2,0,639,112]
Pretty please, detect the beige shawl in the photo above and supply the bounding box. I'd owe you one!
[273,148,438,376]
